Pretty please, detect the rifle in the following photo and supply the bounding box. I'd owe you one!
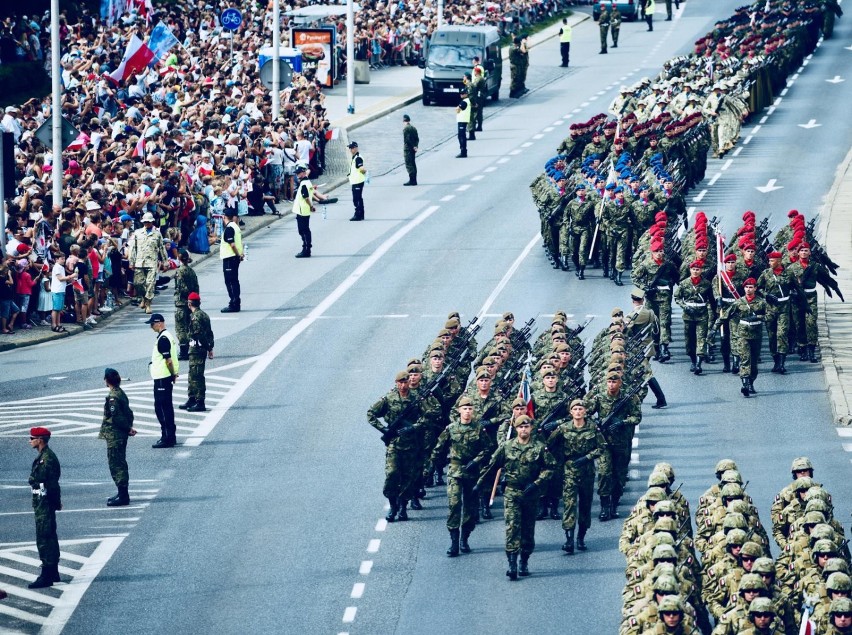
[567,317,593,341]
[509,318,536,351]
[597,379,648,437]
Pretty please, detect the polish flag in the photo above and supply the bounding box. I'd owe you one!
[324,128,340,141]
[107,35,156,85]
[132,136,145,159]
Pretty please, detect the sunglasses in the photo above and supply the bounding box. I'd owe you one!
[753,612,774,619]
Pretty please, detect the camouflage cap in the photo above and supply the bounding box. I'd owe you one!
[823,558,849,575]
[806,486,830,502]
[805,499,830,514]
[475,367,491,380]
[631,287,646,300]
[804,511,827,526]
[721,483,745,499]
[737,573,767,592]
[457,396,474,408]
[830,597,852,614]
[483,356,500,366]
[431,338,445,350]
[728,499,749,515]
[554,310,567,320]
[748,597,775,614]
[647,471,670,488]
[438,329,453,338]
[751,557,775,575]
[654,462,674,480]
[827,572,852,592]
[811,524,836,543]
[540,369,557,378]
[653,500,675,515]
[554,343,570,353]
[715,458,738,474]
[606,371,622,381]
[653,532,675,547]
[652,562,676,579]
[812,539,838,556]
[447,311,461,320]
[741,542,763,558]
[791,456,814,472]
[656,595,683,613]
[645,487,667,502]
[513,414,533,428]
[727,528,748,547]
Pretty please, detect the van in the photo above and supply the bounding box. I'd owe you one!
[419,25,502,106]
[593,0,640,21]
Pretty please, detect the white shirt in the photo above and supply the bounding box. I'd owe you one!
[51,263,68,294]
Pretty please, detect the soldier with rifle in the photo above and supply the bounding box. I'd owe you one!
[421,347,465,487]
[532,367,569,520]
[714,253,744,374]
[632,236,679,362]
[757,250,800,374]
[625,287,668,408]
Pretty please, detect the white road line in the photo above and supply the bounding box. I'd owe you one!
[708,173,721,186]
[767,106,776,115]
[744,135,753,145]
[508,149,521,155]
[476,234,540,319]
[343,607,357,623]
[520,142,533,148]
[471,175,484,181]
[497,157,510,164]
[802,59,809,66]
[365,314,408,318]
[532,134,544,139]
[630,452,639,464]
[0,505,147,517]
[367,539,381,553]
[589,96,598,101]
[351,583,365,599]
[375,519,388,531]
[774,97,783,106]
[759,116,768,124]
[836,428,852,437]
[780,88,788,96]
[553,120,564,126]
[751,125,761,134]
[580,102,589,107]
[440,195,455,202]
[456,184,471,191]
[693,190,708,203]
[843,443,852,452]
[571,108,581,114]
[543,127,554,132]
[359,560,373,575]
[596,90,605,96]
[183,204,444,447]
[0,603,47,625]
[629,469,640,480]
[484,167,497,173]
[268,316,298,320]
[721,159,733,171]
[174,451,192,459]
[797,66,804,73]
[733,147,743,157]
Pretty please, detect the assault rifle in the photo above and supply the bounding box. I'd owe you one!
[597,379,648,437]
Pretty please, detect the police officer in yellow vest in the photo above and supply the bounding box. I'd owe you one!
[145,313,179,448]
[456,88,471,158]
[347,141,366,221]
[219,209,244,313]
[293,164,332,258]
[559,18,572,67]
[645,0,655,31]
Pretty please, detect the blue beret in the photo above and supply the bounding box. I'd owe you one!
[576,184,586,190]
[614,186,624,193]
[605,183,616,190]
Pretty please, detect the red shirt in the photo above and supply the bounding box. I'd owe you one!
[15,270,35,295]
[88,249,100,279]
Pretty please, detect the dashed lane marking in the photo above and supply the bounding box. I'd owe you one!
[693,189,708,203]
[733,147,743,157]
[471,175,484,181]
[744,135,753,145]
[456,184,471,191]
[351,583,365,599]
[721,159,733,171]
[440,195,455,202]
[359,561,373,575]
[367,539,381,553]
[343,607,357,623]
[708,173,721,186]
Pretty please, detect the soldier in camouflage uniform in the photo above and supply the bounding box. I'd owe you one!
[476,414,556,580]
[610,6,622,48]
[100,368,136,507]
[598,5,610,54]
[825,597,852,634]
[632,238,677,362]
[787,242,824,363]
[27,427,62,589]
[771,457,816,547]
[428,396,490,557]
[737,597,786,635]
[602,186,634,286]
[729,278,767,397]
[650,595,702,634]
[182,292,214,413]
[674,261,714,374]
[567,184,595,279]
[468,67,486,135]
[547,399,612,555]
[173,249,199,360]
[402,114,419,186]
[757,251,796,374]
[128,212,168,314]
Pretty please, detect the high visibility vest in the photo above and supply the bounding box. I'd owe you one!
[348,154,366,185]
[293,179,314,216]
[457,98,471,124]
[150,329,179,379]
[646,0,655,14]
[559,26,572,43]
[219,221,242,259]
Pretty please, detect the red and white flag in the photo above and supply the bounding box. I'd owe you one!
[324,128,340,141]
[132,136,145,159]
[107,35,155,85]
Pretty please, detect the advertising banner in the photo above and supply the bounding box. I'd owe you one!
[292,28,336,88]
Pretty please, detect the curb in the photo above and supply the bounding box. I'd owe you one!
[818,144,852,425]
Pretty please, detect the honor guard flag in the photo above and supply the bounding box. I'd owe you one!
[107,35,155,85]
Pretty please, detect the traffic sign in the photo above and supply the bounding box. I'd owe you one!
[220,8,242,31]
[34,116,80,151]
[260,59,294,92]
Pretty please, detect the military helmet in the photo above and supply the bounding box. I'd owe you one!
[812,539,839,559]
[720,469,743,484]
[738,573,767,593]
[741,541,763,558]
[722,512,748,531]
[653,532,675,548]
[655,517,679,534]
[830,597,852,614]
[727,528,748,547]
[792,476,816,493]
[827,572,852,592]
[652,562,676,579]
[748,597,775,615]
[728,499,749,515]
[645,487,668,503]
[654,462,675,482]
[653,544,678,562]
[654,574,680,594]
[648,471,670,488]
[805,498,831,515]
[791,456,814,473]
[721,483,745,499]
[804,511,827,526]
[823,558,849,576]
[806,486,831,503]
[654,500,675,516]
[751,557,775,575]
[812,524,837,543]
[715,459,738,476]
[657,594,683,613]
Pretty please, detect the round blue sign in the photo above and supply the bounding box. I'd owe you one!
[220,8,243,31]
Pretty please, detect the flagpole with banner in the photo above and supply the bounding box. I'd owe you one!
[588,159,618,260]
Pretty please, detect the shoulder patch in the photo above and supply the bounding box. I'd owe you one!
[630,617,637,626]
[634,585,641,594]
[775,494,781,502]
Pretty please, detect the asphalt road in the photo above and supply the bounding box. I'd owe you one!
[1,2,851,634]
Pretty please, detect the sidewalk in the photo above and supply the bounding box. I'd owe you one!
[2,12,588,352]
[818,145,852,425]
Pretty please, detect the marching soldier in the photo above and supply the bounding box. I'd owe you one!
[632,238,678,362]
[599,5,611,54]
[128,211,167,314]
[173,249,199,360]
[625,288,667,408]
[101,368,136,507]
[27,427,62,589]
[674,261,714,374]
[787,242,824,363]
[476,415,556,580]
[182,292,214,412]
[610,5,622,48]
[757,251,795,374]
[714,254,742,373]
[728,278,767,397]
[567,184,595,279]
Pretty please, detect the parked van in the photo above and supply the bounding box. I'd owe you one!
[419,25,502,106]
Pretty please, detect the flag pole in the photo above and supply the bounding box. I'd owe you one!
[51,0,63,207]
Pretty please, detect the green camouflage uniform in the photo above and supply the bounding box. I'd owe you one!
[566,192,595,267]
[368,389,420,503]
[599,8,610,53]
[586,389,641,503]
[632,258,677,345]
[477,437,556,553]
[99,386,134,487]
[757,266,794,355]
[787,259,823,346]
[729,295,768,379]
[674,275,714,361]
[29,445,62,570]
[610,7,622,46]
[403,123,419,182]
[603,196,634,273]
[173,263,199,346]
[468,74,486,133]
[128,227,167,302]
[188,308,214,403]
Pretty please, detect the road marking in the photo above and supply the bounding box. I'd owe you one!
[836,427,852,437]
[497,157,510,164]
[484,167,497,173]
[351,583,365,599]
[269,316,297,320]
[367,539,381,553]
[589,96,598,101]
[49,376,68,380]
[708,173,721,186]
[520,142,533,148]
[755,179,783,193]
[209,316,238,321]
[751,125,761,134]
[767,106,776,115]
[508,149,521,155]
[543,127,554,132]
[733,147,743,157]
[825,75,845,84]
[693,190,707,203]
[471,175,484,181]
[0,506,147,517]
[553,120,564,126]
[571,108,581,114]
[596,90,605,96]
[375,519,388,531]
[721,159,733,171]
[759,116,768,124]
[359,560,373,575]
[798,119,822,129]
[456,184,471,191]
[343,607,357,623]
[532,134,544,139]
[774,97,783,106]
[440,195,455,202]
[580,102,589,107]
[476,234,540,319]
[175,451,191,459]
[780,88,788,96]
[744,135,753,145]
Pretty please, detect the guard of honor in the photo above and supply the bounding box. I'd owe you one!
[619,456,852,634]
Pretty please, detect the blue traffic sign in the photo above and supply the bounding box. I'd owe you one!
[220,8,243,31]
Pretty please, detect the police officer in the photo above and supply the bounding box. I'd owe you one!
[347,141,366,221]
[402,114,419,186]
[28,426,62,588]
[173,249,199,360]
[219,209,244,313]
[146,313,179,448]
[293,164,332,258]
[645,0,656,31]
[101,368,136,507]
[558,17,572,66]
[183,292,214,413]
[456,88,471,158]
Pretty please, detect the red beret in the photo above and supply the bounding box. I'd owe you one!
[188,292,201,301]
[724,254,737,263]
[695,238,708,249]
[743,242,756,251]
[689,260,703,269]
[768,251,782,259]
[650,239,665,252]
[743,211,756,221]
[799,242,811,250]
[695,211,707,221]
[787,239,800,250]
[787,209,799,218]
[655,212,668,222]
[30,427,51,438]
[744,277,757,286]
[793,230,806,239]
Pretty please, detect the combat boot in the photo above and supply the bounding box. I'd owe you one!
[808,345,818,363]
[468,131,476,141]
[615,271,624,286]
[740,377,750,398]
[435,471,445,486]
[562,529,575,554]
[779,353,787,374]
[799,345,808,361]
[602,263,610,279]
[28,568,53,589]
[152,437,175,448]
[178,397,196,410]
[410,497,423,510]
[731,355,740,374]
[536,499,548,521]
[50,563,65,583]
[178,344,190,361]
[578,265,585,280]
[610,498,620,519]
[460,527,472,553]
[447,529,460,557]
[577,526,588,551]
[481,494,493,519]
[424,472,435,488]
[648,377,667,409]
[689,355,697,373]
[549,498,560,520]
[694,358,703,375]
[722,352,731,373]
[506,551,519,581]
[107,485,130,507]
[186,400,206,412]
[385,499,399,522]
[519,552,531,577]
[599,496,612,521]
[560,256,570,272]
[397,500,409,521]
[659,344,671,363]
[749,375,757,394]
[771,354,781,373]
